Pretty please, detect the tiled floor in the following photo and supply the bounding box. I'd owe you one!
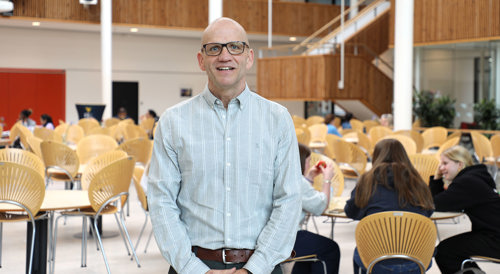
[1,179,498,273]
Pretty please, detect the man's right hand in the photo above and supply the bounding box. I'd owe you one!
[206,268,237,274]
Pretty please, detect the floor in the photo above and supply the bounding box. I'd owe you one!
[1,179,499,273]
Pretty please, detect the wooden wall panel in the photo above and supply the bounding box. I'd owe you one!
[390,0,500,46]
[257,55,392,115]
[347,12,389,58]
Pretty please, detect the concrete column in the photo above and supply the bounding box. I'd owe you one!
[209,0,223,24]
[393,0,414,131]
[414,47,421,93]
[350,0,359,19]
[268,0,272,48]
[101,0,112,119]
[495,44,500,106]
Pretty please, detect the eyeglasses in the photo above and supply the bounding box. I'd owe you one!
[202,41,249,56]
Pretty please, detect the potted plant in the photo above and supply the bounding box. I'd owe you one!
[474,99,500,130]
[413,90,456,128]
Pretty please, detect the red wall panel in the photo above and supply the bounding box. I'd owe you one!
[0,69,65,129]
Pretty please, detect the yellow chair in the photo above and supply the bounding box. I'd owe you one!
[132,165,154,253]
[26,135,44,160]
[342,131,372,158]
[368,126,393,148]
[326,138,367,179]
[355,211,436,274]
[65,124,85,145]
[103,117,120,128]
[40,140,80,189]
[434,137,460,159]
[34,127,62,142]
[461,256,500,271]
[393,129,424,153]
[306,115,325,127]
[350,119,364,133]
[0,162,45,274]
[446,131,462,141]
[295,128,311,146]
[491,135,500,165]
[87,126,111,136]
[409,154,440,184]
[470,131,494,163]
[121,124,148,141]
[53,156,140,273]
[421,126,448,150]
[381,134,417,156]
[139,118,155,138]
[308,124,328,145]
[80,150,128,190]
[117,137,153,166]
[76,134,118,165]
[0,148,45,177]
[363,120,379,134]
[78,118,101,136]
[292,115,307,126]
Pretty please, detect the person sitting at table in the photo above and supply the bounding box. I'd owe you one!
[18,108,36,129]
[295,143,340,274]
[430,145,500,274]
[344,138,434,274]
[324,114,342,137]
[40,114,55,130]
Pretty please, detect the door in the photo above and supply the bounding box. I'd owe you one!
[112,81,138,124]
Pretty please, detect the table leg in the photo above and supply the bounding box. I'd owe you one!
[26,218,48,274]
[330,217,336,239]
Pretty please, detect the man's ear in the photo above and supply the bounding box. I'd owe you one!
[197,51,206,71]
[246,48,254,70]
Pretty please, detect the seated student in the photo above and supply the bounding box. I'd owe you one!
[116,107,129,120]
[345,139,434,274]
[18,109,36,129]
[430,145,500,274]
[40,114,55,130]
[324,114,342,137]
[294,143,340,274]
[341,112,353,129]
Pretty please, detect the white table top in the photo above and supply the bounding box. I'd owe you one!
[0,190,91,212]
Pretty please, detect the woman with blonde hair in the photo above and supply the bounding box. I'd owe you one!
[430,145,500,274]
[345,138,434,274]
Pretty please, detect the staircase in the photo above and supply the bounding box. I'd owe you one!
[257,0,393,120]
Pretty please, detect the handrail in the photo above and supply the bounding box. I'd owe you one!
[292,0,370,52]
[414,127,500,136]
[306,0,389,55]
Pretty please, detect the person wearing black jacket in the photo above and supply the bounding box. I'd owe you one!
[430,145,500,274]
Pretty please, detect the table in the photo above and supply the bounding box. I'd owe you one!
[322,197,464,240]
[0,190,90,274]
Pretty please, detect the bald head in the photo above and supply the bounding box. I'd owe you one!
[201,17,249,46]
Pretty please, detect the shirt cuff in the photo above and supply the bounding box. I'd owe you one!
[244,252,275,274]
[177,256,210,274]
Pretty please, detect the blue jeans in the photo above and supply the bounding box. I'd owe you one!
[353,248,427,274]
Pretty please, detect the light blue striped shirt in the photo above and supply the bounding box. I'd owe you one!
[148,85,302,274]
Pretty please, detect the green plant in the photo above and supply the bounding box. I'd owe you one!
[474,99,500,130]
[413,90,456,128]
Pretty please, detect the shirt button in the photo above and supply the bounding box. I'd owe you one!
[226,137,231,141]
[227,213,231,217]
[226,187,230,191]
[226,162,231,167]
[227,238,232,242]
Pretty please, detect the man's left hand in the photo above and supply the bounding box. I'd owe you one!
[234,269,249,274]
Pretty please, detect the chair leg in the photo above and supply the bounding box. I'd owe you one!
[135,212,149,251]
[28,221,36,274]
[0,222,2,268]
[82,217,88,267]
[114,212,131,256]
[117,213,141,267]
[93,216,112,274]
[144,230,154,253]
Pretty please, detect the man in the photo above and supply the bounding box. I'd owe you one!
[148,18,302,274]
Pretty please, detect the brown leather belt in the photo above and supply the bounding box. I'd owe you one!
[192,246,254,264]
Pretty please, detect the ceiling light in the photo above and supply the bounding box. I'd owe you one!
[32,21,40,26]
[130,28,138,33]
[289,37,297,42]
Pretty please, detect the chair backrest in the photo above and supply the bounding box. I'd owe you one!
[393,129,424,153]
[305,115,325,127]
[13,123,33,149]
[434,137,460,160]
[132,165,148,211]
[0,148,45,177]
[350,119,364,132]
[81,150,128,190]
[308,124,328,144]
[292,115,307,127]
[88,156,136,212]
[355,211,437,274]
[470,131,493,162]
[76,134,118,164]
[409,154,440,184]
[26,135,44,159]
[327,138,367,178]
[368,126,393,147]
[381,134,417,155]
[34,127,62,142]
[295,128,311,146]
[40,140,80,178]
[103,117,120,128]
[421,126,448,150]
[78,118,101,136]
[139,117,155,133]
[309,152,344,197]
[0,161,46,217]
[343,130,372,157]
[117,137,153,165]
[363,120,379,133]
[491,134,500,159]
[121,124,148,141]
[88,126,111,136]
[446,131,462,141]
[65,124,85,145]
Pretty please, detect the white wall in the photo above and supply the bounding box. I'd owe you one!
[0,26,302,123]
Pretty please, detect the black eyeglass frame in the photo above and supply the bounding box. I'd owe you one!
[201,41,249,56]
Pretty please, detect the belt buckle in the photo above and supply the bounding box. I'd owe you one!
[222,248,236,264]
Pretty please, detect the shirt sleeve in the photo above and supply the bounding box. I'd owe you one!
[147,115,210,274]
[344,187,365,220]
[301,177,327,216]
[244,112,302,274]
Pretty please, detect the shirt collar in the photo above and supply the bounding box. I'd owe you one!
[202,84,251,110]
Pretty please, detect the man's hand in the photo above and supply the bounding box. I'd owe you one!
[234,269,249,274]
